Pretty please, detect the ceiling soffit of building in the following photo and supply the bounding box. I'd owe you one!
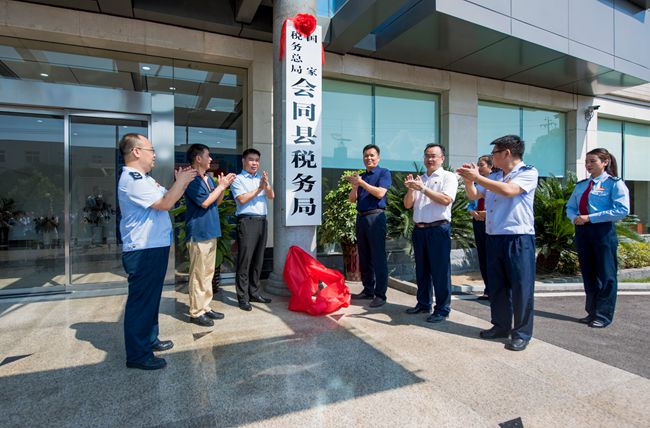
[21,0,648,96]
[325,0,649,96]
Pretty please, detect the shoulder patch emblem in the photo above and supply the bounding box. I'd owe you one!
[129,171,143,180]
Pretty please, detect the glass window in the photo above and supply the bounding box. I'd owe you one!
[375,86,438,172]
[478,101,566,176]
[522,108,565,177]
[477,101,519,156]
[623,122,650,181]
[597,118,623,168]
[322,79,373,170]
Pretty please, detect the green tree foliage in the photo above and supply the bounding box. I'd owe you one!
[319,170,361,246]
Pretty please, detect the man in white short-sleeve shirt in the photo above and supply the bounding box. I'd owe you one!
[403,144,458,323]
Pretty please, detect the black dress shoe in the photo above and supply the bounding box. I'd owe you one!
[405,306,432,314]
[477,294,490,301]
[351,292,373,300]
[578,316,593,324]
[239,302,253,311]
[479,327,509,339]
[152,340,174,352]
[589,320,607,328]
[250,295,272,304]
[126,356,167,370]
[204,310,225,320]
[369,297,386,308]
[190,314,214,327]
[426,314,448,323]
[505,338,529,351]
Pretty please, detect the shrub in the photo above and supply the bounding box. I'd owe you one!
[619,241,650,269]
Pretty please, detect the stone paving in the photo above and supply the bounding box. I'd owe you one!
[1,283,649,427]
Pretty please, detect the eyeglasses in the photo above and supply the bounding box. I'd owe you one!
[424,155,443,159]
[491,149,505,155]
[134,146,155,153]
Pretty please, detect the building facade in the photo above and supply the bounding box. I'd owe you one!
[0,0,649,295]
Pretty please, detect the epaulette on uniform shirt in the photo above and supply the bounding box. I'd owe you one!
[129,171,143,180]
[609,176,621,181]
[520,164,535,171]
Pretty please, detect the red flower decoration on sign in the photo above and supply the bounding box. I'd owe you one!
[293,13,317,37]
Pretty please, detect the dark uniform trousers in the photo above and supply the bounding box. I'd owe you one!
[235,215,267,303]
[575,221,618,325]
[356,211,388,300]
[472,219,489,294]
[413,222,452,316]
[122,246,170,364]
[486,234,535,341]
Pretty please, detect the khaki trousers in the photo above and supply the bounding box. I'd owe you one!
[187,238,217,318]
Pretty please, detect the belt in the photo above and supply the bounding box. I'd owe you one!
[415,220,449,228]
[358,209,384,217]
[237,214,266,220]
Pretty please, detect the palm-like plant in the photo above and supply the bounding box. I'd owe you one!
[534,173,577,273]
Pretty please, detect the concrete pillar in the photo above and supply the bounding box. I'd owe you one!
[567,95,597,180]
[265,0,318,296]
[442,73,478,168]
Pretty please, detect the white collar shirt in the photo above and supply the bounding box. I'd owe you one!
[412,168,458,223]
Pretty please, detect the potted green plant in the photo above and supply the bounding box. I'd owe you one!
[0,198,21,249]
[320,170,361,280]
[82,194,115,244]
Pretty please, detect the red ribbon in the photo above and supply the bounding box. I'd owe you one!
[280,13,324,64]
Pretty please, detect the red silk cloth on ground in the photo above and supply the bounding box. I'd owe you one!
[284,245,350,315]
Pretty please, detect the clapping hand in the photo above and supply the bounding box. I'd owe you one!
[218,172,236,189]
[456,162,480,182]
[175,166,197,186]
[404,174,424,191]
[259,171,270,190]
[345,172,362,187]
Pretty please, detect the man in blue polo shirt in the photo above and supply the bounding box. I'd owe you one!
[346,144,392,308]
[118,133,196,370]
[184,144,236,327]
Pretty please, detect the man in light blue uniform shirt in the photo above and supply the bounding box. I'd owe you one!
[118,133,196,370]
[230,148,275,311]
[458,135,538,352]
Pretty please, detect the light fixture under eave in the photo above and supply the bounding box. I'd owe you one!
[40,73,48,77]
[169,86,176,91]
[210,108,216,112]
[141,66,151,71]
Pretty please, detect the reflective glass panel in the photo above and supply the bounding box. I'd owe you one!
[0,111,64,291]
[623,122,650,181]
[322,79,373,170]
[597,118,623,171]
[375,86,438,172]
[69,116,148,284]
[477,101,519,156]
[522,108,566,177]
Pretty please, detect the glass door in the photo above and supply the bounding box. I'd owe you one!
[68,114,149,285]
[0,110,65,293]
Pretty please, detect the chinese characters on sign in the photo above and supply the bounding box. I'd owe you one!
[284,21,322,226]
